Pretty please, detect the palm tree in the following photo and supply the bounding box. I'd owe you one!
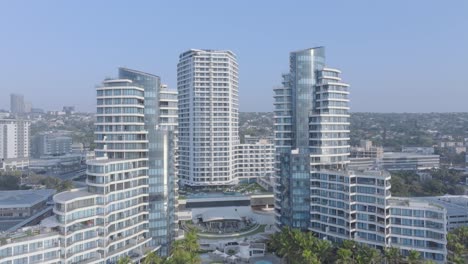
[117,255,132,264]
[336,248,354,264]
[385,247,402,264]
[143,251,163,264]
[341,240,358,251]
[407,250,421,264]
[184,229,200,254]
[301,249,320,264]
[363,248,381,264]
[169,229,201,264]
[313,239,332,263]
[276,228,295,263]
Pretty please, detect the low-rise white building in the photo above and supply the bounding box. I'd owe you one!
[387,198,447,262]
[382,152,440,171]
[414,195,468,231]
[235,138,274,184]
[0,225,62,264]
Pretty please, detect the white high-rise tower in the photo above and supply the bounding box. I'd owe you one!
[177,49,239,187]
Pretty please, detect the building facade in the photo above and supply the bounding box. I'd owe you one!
[274,47,447,262]
[350,140,384,159]
[10,94,25,114]
[0,225,62,264]
[0,78,153,264]
[415,195,468,231]
[387,198,447,262]
[235,137,275,184]
[118,68,178,256]
[0,69,178,263]
[31,133,73,158]
[177,49,239,187]
[0,119,30,162]
[274,47,351,229]
[381,152,440,171]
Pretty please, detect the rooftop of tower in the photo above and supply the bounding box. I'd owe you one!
[118,67,160,78]
[291,46,325,54]
[179,49,236,58]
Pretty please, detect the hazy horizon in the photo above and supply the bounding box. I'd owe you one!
[1,1,467,113]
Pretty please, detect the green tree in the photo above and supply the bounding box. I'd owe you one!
[117,255,132,264]
[407,250,421,264]
[384,247,402,264]
[0,174,20,190]
[447,227,468,262]
[58,180,74,191]
[313,239,332,263]
[268,228,295,263]
[169,229,201,264]
[268,228,329,264]
[143,251,163,264]
[336,248,353,264]
[301,249,320,264]
[362,247,381,264]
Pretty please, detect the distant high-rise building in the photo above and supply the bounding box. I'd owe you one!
[274,47,447,262]
[31,108,44,114]
[31,132,73,158]
[24,101,32,113]
[62,106,75,115]
[10,94,25,114]
[118,68,178,256]
[0,119,30,160]
[177,49,239,187]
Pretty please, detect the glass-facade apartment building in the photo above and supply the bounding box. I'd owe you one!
[53,77,152,263]
[275,47,350,229]
[0,69,178,264]
[118,68,178,256]
[274,47,447,262]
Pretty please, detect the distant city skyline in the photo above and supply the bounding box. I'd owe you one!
[0,1,467,113]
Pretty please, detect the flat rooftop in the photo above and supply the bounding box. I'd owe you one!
[0,189,56,208]
[0,224,60,245]
[413,195,468,216]
[54,188,96,203]
[388,197,445,211]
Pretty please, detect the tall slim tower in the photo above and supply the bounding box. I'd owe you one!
[177,49,239,187]
[10,94,25,114]
[274,47,350,229]
[118,68,178,256]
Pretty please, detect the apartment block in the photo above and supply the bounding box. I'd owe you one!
[177,49,239,187]
[0,119,30,170]
[235,137,275,183]
[274,47,447,263]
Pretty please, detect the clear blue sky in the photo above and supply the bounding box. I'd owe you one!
[0,0,467,112]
